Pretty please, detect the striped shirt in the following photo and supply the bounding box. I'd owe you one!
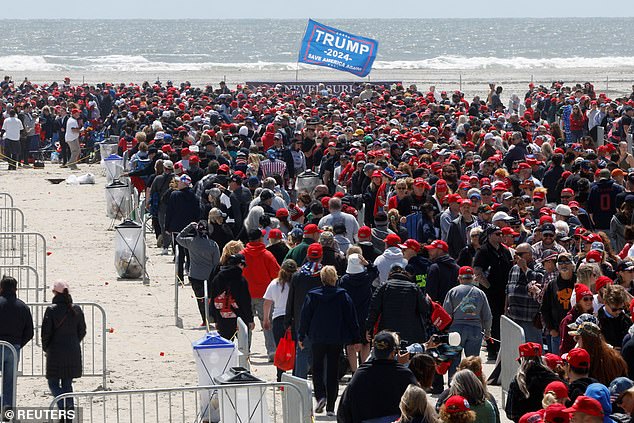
[260,158,287,179]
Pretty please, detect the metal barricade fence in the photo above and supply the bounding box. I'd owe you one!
[500,315,525,408]
[49,382,307,423]
[0,207,25,233]
[0,341,18,412]
[0,265,45,304]
[0,193,14,209]
[0,232,47,291]
[21,302,108,389]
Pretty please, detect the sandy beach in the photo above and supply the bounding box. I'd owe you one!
[11,67,634,100]
[0,162,510,421]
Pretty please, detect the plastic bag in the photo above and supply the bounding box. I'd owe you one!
[273,329,295,371]
[77,173,96,184]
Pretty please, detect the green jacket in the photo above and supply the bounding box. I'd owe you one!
[284,238,316,265]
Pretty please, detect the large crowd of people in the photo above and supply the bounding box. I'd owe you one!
[3,75,634,422]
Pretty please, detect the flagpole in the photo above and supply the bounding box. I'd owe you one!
[295,19,310,82]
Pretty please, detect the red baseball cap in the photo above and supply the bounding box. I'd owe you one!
[275,208,289,218]
[501,227,519,237]
[543,404,570,423]
[358,226,371,240]
[595,276,613,292]
[543,353,563,370]
[425,240,449,253]
[303,224,323,235]
[574,283,593,300]
[561,188,575,196]
[517,342,542,360]
[583,233,602,244]
[519,412,544,423]
[543,381,569,400]
[371,170,383,179]
[218,164,230,173]
[444,395,470,414]
[459,266,474,276]
[384,233,402,247]
[306,243,323,259]
[566,348,590,370]
[562,396,603,417]
[268,228,283,240]
[585,250,602,264]
[399,239,421,252]
[189,155,200,164]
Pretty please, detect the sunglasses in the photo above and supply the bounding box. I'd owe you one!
[557,260,572,265]
[561,196,572,199]
[609,305,626,312]
[580,296,593,302]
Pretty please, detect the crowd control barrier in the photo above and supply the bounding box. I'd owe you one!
[0,193,14,209]
[0,232,47,291]
[21,302,108,389]
[0,265,45,303]
[0,207,25,233]
[500,315,525,408]
[0,341,18,412]
[50,382,307,423]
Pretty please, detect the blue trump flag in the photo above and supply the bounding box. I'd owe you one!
[298,19,378,77]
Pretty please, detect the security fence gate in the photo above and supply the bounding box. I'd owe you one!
[0,207,25,233]
[49,382,308,423]
[0,232,47,291]
[0,265,45,303]
[21,302,108,389]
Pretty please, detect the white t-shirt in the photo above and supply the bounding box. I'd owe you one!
[263,278,290,320]
[2,117,23,140]
[65,117,79,142]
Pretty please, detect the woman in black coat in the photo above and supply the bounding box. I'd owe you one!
[42,281,87,412]
[209,253,255,340]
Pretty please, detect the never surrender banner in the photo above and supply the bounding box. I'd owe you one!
[298,19,379,77]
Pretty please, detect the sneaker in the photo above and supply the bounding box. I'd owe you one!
[326,411,335,417]
[60,164,68,168]
[160,248,169,255]
[156,235,163,248]
[315,398,326,414]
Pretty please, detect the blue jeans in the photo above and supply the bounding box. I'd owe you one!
[48,377,74,411]
[293,336,312,379]
[547,334,561,355]
[1,344,19,411]
[449,324,483,379]
[517,320,543,345]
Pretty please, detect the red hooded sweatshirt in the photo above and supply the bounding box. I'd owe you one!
[241,242,281,299]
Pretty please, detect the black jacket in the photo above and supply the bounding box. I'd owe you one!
[597,305,632,348]
[540,274,576,331]
[339,266,378,341]
[426,254,459,303]
[41,296,87,379]
[267,242,290,265]
[366,273,429,344]
[321,245,346,276]
[406,255,431,294]
[209,221,235,254]
[0,292,34,347]
[284,266,322,338]
[209,265,254,327]
[165,187,199,233]
[356,242,381,263]
[505,362,561,422]
[229,185,253,236]
[568,376,598,405]
[337,358,418,423]
[298,285,359,345]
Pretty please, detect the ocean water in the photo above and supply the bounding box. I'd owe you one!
[0,18,633,72]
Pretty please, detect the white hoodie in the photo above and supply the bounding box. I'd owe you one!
[374,247,408,287]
